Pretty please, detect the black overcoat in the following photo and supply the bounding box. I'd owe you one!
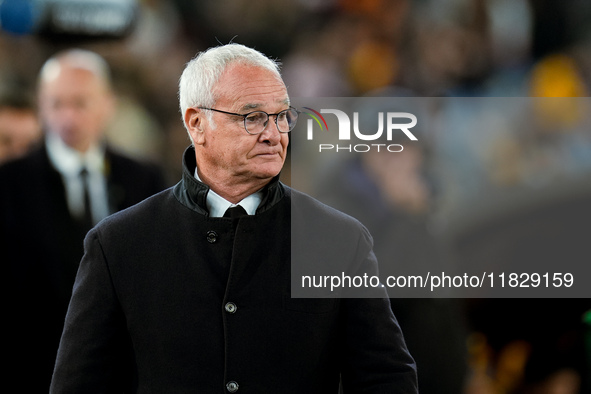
[50,147,417,393]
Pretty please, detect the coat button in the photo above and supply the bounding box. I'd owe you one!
[226,381,239,392]
[225,302,237,313]
[206,230,218,243]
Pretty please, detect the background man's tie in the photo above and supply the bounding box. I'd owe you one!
[79,167,93,230]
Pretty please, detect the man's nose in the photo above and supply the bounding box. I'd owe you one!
[258,117,282,144]
[56,105,79,123]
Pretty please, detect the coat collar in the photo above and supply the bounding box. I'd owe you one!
[173,146,285,216]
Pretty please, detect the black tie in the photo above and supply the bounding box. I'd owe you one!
[79,167,93,229]
[223,205,247,219]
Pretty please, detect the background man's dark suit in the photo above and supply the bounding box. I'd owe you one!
[1,143,166,391]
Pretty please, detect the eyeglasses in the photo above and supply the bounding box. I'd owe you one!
[198,107,299,135]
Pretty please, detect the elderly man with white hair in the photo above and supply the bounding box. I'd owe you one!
[50,44,417,393]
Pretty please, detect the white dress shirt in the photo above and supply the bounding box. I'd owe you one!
[45,132,110,225]
[194,168,262,217]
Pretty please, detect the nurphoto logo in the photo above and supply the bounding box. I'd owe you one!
[302,107,418,153]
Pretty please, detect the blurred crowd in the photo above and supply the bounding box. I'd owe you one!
[1,0,590,393]
[3,0,591,186]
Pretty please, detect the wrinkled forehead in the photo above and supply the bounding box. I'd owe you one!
[213,63,290,110]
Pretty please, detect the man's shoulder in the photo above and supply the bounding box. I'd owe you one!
[286,185,371,239]
[95,186,175,231]
[106,147,162,176]
[288,186,365,224]
[105,147,167,202]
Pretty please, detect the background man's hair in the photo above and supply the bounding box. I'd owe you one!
[178,43,282,134]
[38,48,113,91]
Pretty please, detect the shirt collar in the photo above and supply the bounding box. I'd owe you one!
[45,132,105,176]
[194,168,262,217]
[172,146,285,217]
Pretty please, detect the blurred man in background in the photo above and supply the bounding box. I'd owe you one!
[0,48,166,392]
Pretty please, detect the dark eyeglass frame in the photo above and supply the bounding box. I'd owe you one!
[197,106,299,135]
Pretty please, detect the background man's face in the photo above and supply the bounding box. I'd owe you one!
[39,64,114,152]
[196,63,290,183]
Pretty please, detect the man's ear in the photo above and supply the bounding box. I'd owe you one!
[184,107,206,145]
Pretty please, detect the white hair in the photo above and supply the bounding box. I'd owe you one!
[178,43,282,135]
[39,48,112,90]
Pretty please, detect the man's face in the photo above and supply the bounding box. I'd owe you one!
[191,63,290,187]
[39,64,114,152]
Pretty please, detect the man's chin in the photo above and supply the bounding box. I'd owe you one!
[58,133,84,149]
[252,165,283,181]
